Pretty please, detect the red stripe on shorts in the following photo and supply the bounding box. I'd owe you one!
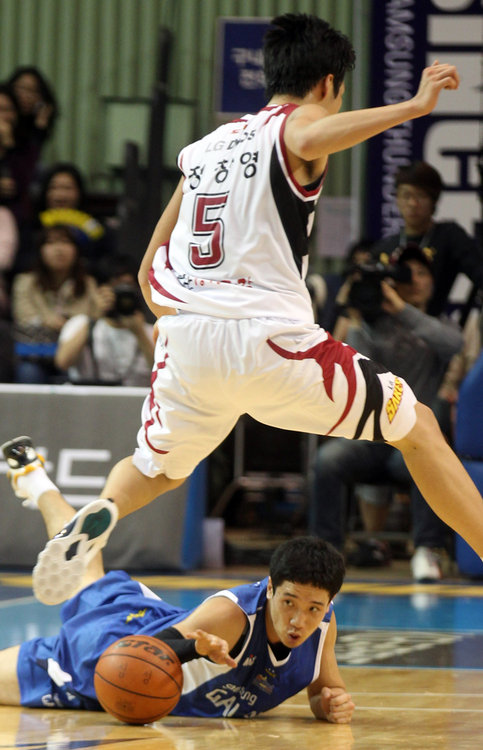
[267,334,358,435]
[149,266,185,304]
[144,355,170,455]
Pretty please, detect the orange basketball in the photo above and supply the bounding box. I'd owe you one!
[94,635,183,724]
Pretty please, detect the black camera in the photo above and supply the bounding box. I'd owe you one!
[347,261,412,321]
[106,284,142,318]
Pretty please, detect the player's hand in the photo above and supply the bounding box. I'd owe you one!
[320,687,355,724]
[186,629,237,668]
[412,61,459,116]
[380,280,406,315]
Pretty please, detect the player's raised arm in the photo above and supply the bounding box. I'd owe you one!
[284,62,459,162]
[137,176,185,319]
[307,612,355,723]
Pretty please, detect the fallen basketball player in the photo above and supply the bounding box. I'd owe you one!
[0,436,354,723]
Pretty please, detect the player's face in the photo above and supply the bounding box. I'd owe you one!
[266,578,331,648]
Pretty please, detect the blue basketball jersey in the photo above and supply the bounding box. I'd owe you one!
[17,572,332,718]
[170,578,333,718]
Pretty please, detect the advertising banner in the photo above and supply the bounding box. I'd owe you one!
[366,0,483,241]
[215,17,270,117]
[0,386,205,570]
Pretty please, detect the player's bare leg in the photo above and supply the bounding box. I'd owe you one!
[99,456,186,519]
[390,403,483,557]
[0,646,21,705]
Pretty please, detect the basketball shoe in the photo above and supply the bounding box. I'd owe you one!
[1,435,46,509]
[33,498,118,605]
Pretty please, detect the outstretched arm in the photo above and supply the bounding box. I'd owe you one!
[307,613,355,723]
[138,176,185,319]
[155,595,249,668]
[284,62,459,162]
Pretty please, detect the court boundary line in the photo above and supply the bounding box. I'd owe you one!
[0,596,37,608]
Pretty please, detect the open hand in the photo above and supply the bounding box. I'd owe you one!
[321,687,355,724]
[186,629,237,668]
[412,61,459,116]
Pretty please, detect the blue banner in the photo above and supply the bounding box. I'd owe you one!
[215,18,271,117]
[366,0,483,240]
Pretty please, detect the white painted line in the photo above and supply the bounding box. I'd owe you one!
[0,596,37,608]
[279,705,483,713]
[350,691,483,697]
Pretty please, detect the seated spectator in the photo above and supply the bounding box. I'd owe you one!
[309,245,464,581]
[372,161,483,317]
[7,66,57,149]
[12,225,101,384]
[331,239,375,341]
[0,199,18,317]
[55,254,154,387]
[0,82,49,271]
[35,163,116,277]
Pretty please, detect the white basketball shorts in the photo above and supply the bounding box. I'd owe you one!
[132,314,417,479]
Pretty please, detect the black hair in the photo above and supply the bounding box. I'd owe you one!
[37,162,86,213]
[7,66,58,136]
[264,13,355,100]
[35,224,87,297]
[395,161,443,205]
[95,253,138,285]
[0,83,20,138]
[269,536,345,600]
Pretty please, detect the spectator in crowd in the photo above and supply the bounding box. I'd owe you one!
[0,85,24,221]
[12,224,101,384]
[35,163,116,277]
[331,239,375,341]
[309,245,464,581]
[54,254,154,387]
[0,197,18,317]
[372,161,483,317]
[436,304,483,440]
[7,66,58,148]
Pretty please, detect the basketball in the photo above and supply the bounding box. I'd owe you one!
[94,635,183,724]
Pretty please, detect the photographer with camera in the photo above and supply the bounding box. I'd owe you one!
[373,161,483,317]
[310,246,464,580]
[54,254,154,387]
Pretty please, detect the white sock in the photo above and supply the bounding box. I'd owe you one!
[16,467,59,509]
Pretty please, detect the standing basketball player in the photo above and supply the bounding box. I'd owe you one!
[3,14,483,606]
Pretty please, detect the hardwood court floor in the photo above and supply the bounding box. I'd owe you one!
[2,570,483,748]
[1,667,483,750]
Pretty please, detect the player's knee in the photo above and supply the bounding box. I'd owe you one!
[165,475,187,491]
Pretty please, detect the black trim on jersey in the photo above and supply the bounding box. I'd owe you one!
[352,358,388,442]
[270,145,316,276]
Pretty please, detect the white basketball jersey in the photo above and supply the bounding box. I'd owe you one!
[149,104,325,322]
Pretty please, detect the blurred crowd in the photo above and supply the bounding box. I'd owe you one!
[309,161,483,582]
[0,66,154,387]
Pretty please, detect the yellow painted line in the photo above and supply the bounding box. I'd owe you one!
[0,574,252,591]
[340,582,483,597]
[0,575,33,588]
[2,574,483,598]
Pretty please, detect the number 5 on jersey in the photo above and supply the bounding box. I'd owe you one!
[189,193,229,268]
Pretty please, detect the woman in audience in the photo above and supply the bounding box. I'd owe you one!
[7,66,58,147]
[36,163,115,276]
[12,224,101,383]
